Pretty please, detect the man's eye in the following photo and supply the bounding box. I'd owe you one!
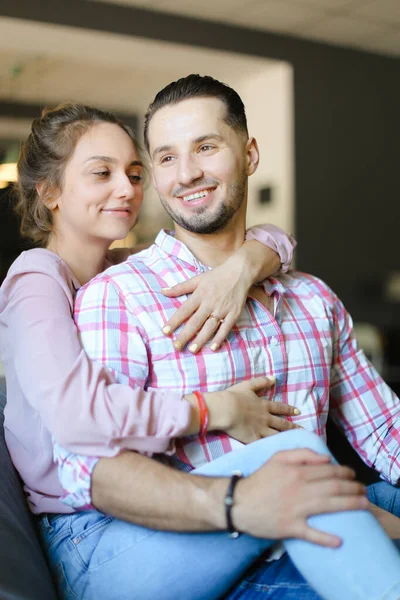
[160,156,174,164]
[199,145,213,152]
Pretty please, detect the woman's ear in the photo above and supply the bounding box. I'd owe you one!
[246,137,260,177]
[36,182,58,210]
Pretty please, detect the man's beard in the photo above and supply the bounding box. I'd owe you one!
[158,171,247,235]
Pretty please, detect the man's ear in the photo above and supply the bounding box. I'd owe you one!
[246,137,260,176]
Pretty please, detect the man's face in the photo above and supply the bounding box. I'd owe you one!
[148,97,258,234]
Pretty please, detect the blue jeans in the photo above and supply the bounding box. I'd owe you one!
[225,481,400,599]
[38,430,400,600]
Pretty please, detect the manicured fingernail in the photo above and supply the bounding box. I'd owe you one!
[174,341,182,350]
[294,408,301,416]
[162,325,172,335]
[268,375,276,383]
[189,343,198,353]
[210,343,218,351]
[161,287,171,292]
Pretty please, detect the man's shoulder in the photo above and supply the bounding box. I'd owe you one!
[77,244,164,299]
[277,270,338,307]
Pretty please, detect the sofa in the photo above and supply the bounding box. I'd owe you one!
[0,389,58,600]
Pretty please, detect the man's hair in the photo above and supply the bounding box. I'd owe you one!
[143,74,248,153]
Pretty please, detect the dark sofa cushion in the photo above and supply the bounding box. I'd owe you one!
[0,390,57,600]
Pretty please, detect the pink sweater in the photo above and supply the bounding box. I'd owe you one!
[0,226,295,514]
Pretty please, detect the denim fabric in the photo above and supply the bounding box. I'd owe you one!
[225,553,319,600]
[225,480,400,600]
[38,430,400,600]
[367,481,400,517]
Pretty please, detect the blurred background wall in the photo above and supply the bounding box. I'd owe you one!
[0,0,399,389]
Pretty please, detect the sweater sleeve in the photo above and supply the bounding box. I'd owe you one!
[6,271,191,457]
[245,224,297,273]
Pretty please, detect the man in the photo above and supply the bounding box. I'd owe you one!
[54,75,400,599]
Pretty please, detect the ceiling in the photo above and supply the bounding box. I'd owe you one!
[94,0,400,57]
[0,0,398,140]
[0,16,273,138]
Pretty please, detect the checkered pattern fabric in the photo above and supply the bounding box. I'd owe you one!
[54,230,400,509]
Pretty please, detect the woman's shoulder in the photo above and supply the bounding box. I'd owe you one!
[1,249,79,303]
[6,248,73,280]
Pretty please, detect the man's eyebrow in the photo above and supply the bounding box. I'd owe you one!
[84,156,143,167]
[152,145,172,160]
[194,134,224,144]
[152,134,224,160]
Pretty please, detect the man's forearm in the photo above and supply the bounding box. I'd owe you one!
[92,452,227,531]
[91,446,369,550]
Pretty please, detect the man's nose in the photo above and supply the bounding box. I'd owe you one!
[177,155,203,186]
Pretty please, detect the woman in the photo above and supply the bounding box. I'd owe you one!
[1,104,399,600]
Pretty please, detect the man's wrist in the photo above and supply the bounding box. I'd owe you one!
[230,477,251,536]
[192,475,229,531]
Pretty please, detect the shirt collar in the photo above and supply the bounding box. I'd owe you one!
[263,277,285,298]
[154,228,287,299]
[154,229,208,273]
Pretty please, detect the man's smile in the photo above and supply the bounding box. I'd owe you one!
[177,186,217,206]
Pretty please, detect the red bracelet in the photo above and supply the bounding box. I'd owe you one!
[193,390,209,436]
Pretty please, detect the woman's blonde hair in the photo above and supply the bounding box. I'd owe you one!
[15,103,141,246]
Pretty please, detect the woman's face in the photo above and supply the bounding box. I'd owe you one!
[50,122,144,247]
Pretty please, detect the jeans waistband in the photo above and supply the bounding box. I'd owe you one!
[38,512,67,531]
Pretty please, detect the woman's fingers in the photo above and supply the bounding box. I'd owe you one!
[267,401,301,417]
[232,376,276,393]
[162,297,201,337]
[187,311,240,353]
[172,311,213,350]
[185,317,222,353]
[264,414,299,433]
[161,276,200,298]
[208,315,239,352]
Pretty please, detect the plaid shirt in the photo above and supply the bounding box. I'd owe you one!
[55,230,400,509]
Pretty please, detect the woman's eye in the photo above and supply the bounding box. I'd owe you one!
[94,170,110,177]
[129,174,143,183]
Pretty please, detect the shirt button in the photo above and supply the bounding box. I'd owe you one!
[270,336,278,346]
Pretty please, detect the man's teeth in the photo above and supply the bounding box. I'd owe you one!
[183,190,210,202]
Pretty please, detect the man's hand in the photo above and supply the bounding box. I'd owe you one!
[368,501,400,539]
[234,449,368,547]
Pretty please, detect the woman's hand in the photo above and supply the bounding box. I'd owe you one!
[221,377,301,443]
[162,245,280,353]
[187,376,301,443]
